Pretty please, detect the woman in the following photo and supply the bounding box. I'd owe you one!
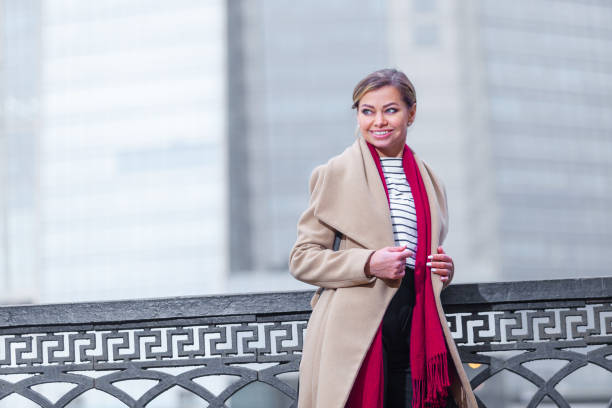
[289,69,477,408]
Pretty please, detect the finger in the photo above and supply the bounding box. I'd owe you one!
[428,254,452,263]
[388,245,407,252]
[394,262,406,276]
[437,269,453,288]
[431,268,450,277]
[427,261,452,270]
[437,246,445,254]
[398,250,414,260]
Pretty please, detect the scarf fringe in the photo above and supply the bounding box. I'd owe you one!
[412,378,426,408]
[412,353,450,408]
[427,352,450,404]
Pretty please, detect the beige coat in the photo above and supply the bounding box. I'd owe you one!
[289,137,477,408]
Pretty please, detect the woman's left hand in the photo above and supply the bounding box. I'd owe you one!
[427,246,454,289]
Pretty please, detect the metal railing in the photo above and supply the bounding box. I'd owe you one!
[0,277,611,408]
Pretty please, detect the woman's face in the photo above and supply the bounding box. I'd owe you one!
[357,85,416,157]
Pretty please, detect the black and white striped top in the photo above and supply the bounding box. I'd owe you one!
[380,158,417,267]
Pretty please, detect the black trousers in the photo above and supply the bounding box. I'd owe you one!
[382,266,415,408]
[381,267,457,408]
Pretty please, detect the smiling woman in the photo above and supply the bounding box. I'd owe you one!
[290,68,477,408]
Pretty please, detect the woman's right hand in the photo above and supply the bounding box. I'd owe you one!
[365,245,413,280]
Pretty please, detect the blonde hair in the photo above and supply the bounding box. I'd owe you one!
[352,68,416,110]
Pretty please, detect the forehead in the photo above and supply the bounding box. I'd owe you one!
[360,85,403,105]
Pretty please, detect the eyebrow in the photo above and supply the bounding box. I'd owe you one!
[360,102,399,109]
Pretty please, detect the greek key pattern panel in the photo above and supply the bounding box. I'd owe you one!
[2,304,611,373]
[446,303,612,348]
[1,299,611,407]
[445,303,612,408]
[0,319,308,373]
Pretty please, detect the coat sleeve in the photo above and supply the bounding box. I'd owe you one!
[289,165,377,288]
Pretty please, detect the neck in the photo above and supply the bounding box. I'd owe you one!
[375,145,404,158]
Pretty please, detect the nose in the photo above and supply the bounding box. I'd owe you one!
[374,111,387,127]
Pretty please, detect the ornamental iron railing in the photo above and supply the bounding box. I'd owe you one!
[0,277,610,408]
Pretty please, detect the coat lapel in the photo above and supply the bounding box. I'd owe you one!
[314,137,395,250]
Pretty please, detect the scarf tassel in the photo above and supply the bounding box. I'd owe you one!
[412,379,425,408]
[412,353,450,408]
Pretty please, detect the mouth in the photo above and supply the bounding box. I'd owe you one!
[370,129,393,139]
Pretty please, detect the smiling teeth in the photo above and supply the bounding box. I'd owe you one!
[373,131,389,135]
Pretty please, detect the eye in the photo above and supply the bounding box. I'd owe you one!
[385,107,398,114]
[360,108,373,115]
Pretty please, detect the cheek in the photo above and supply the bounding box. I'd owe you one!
[357,116,370,132]
[393,115,410,129]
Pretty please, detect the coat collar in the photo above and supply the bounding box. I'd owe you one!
[314,137,395,250]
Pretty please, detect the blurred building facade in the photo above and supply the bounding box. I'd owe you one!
[467,0,612,282]
[0,0,610,299]
[225,0,391,292]
[389,0,612,284]
[1,0,228,303]
[0,0,42,303]
[226,0,612,290]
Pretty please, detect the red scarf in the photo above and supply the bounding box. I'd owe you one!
[347,143,450,407]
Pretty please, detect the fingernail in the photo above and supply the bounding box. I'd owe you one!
[426,262,432,267]
[427,255,433,260]
[441,277,447,281]
[430,268,437,272]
